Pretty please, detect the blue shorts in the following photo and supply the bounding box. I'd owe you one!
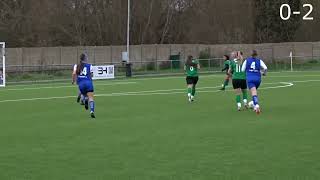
[78,81,94,95]
[247,78,261,89]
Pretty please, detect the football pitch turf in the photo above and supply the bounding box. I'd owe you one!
[0,71,319,180]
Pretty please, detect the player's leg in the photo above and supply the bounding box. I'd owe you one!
[78,83,88,109]
[77,91,81,103]
[87,92,95,118]
[186,77,193,102]
[241,80,248,108]
[77,90,85,105]
[86,82,95,118]
[220,75,230,90]
[249,80,261,114]
[250,87,258,107]
[191,77,199,100]
[242,89,248,108]
[232,79,242,111]
[84,95,89,110]
[235,88,242,111]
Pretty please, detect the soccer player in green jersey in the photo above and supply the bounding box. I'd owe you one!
[228,51,248,111]
[184,55,200,102]
[220,55,231,90]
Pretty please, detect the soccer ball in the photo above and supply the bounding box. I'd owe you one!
[248,101,254,109]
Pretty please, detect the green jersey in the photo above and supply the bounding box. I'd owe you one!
[224,60,231,67]
[222,60,230,71]
[230,59,246,80]
[185,59,199,77]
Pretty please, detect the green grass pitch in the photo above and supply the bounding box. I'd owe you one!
[0,71,319,180]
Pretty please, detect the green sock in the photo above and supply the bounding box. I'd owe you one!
[223,80,229,88]
[187,88,192,95]
[236,95,241,104]
[242,90,248,100]
[192,86,196,96]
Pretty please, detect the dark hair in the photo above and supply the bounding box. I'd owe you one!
[186,55,195,66]
[252,50,258,57]
[76,63,84,75]
[223,55,230,60]
[80,53,88,62]
[76,53,87,75]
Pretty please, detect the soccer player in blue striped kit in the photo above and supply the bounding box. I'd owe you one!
[242,50,268,114]
[72,53,96,118]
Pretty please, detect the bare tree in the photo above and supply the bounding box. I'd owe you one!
[0,0,318,47]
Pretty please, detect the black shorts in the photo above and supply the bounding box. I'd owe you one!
[232,79,247,90]
[186,76,199,85]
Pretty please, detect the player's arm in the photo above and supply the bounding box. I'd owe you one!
[238,51,244,61]
[197,62,201,70]
[72,64,77,84]
[228,61,234,75]
[260,60,268,76]
[90,65,94,78]
[228,68,232,75]
[221,63,228,72]
[241,60,247,72]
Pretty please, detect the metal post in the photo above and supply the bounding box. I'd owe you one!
[59,46,62,66]
[22,47,24,73]
[156,44,158,72]
[126,0,130,64]
[290,51,293,72]
[272,45,276,71]
[312,44,314,61]
[76,47,79,64]
[1,42,6,87]
[141,45,143,64]
[93,46,96,65]
[110,46,113,64]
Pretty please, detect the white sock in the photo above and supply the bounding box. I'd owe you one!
[243,99,248,105]
[237,103,242,108]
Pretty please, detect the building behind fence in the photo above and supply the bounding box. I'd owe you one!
[5,42,320,79]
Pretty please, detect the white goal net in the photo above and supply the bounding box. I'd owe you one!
[0,42,5,87]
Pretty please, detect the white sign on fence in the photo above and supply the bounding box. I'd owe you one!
[92,65,115,80]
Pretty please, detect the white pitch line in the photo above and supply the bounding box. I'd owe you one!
[2,73,319,90]
[0,82,294,103]
[0,96,76,103]
[0,86,221,103]
[108,85,222,95]
[267,74,320,78]
[290,79,320,83]
[1,82,137,91]
[95,82,294,97]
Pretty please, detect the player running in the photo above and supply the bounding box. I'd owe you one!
[241,50,267,114]
[228,51,248,111]
[184,55,200,102]
[74,53,96,118]
[220,55,231,90]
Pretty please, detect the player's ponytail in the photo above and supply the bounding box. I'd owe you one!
[251,50,258,58]
[223,55,230,61]
[76,63,83,75]
[186,55,194,67]
[76,53,88,75]
[238,51,244,63]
